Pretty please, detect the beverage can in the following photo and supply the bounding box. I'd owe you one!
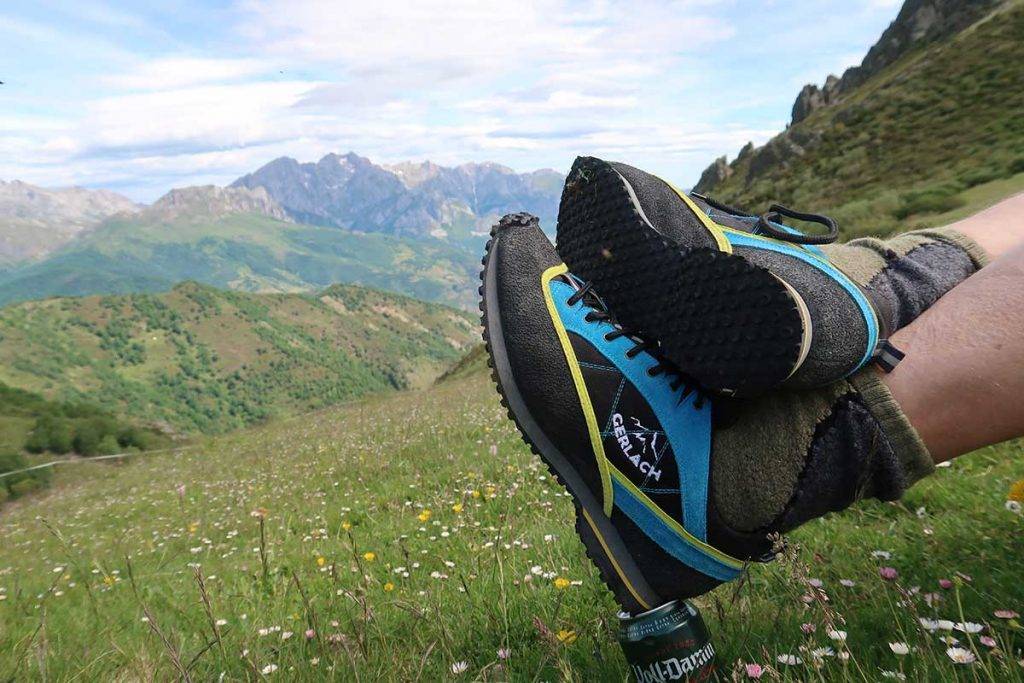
[618,600,716,682]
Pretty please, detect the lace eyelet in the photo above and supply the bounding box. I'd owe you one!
[646,367,658,377]
[603,333,614,342]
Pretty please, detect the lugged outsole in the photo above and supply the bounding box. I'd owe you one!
[478,213,656,613]
[556,157,805,396]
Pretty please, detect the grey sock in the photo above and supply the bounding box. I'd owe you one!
[824,226,989,333]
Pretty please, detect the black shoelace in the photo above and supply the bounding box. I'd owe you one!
[565,280,705,408]
[693,193,839,246]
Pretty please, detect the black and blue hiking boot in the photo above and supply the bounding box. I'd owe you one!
[555,156,896,396]
[481,212,938,610]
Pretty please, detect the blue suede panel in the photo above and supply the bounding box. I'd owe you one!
[550,279,712,541]
[611,478,741,582]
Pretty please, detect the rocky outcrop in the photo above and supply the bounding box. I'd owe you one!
[791,75,842,125]
[790,0,1004,124]
[693,156,734,194]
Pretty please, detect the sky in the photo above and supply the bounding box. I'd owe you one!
[0,0,903,202]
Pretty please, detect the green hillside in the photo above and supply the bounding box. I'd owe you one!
[0,211,480,310]
[0,282,477,433]
[700,0,1024,239]
[0,365,1020,680]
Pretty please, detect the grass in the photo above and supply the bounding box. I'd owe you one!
[1,366,1020,681]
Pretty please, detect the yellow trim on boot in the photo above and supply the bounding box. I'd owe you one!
[663,181,733,253]
[608,467,745,571]
[541,263,614,516]
[581,507,651,610]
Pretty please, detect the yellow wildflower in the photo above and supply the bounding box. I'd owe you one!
[383,582,395,592]
[363,552,376,562]
[553,577,571,590]
[452,503,464,513]
[471,490,481,499]
[187,521,199,533]
[1009,479,1024,503]
[341,521,352,531]
[418,510,432,523]
[103,575,115,586]
[316,556,326,567]
[556,629,577,644]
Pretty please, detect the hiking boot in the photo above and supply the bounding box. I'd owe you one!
[480,212,934,609]
[556,156,893,396]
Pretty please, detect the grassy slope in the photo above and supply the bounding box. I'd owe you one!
[707,1,1024,240]
[0,282,477,434]
[0,368,1020,680]
[0,212,481,311]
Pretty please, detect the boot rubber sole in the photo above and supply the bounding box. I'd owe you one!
[479,213,661,613]
[556,156,810,396]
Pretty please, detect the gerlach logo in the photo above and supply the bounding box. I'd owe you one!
[611,413,662,482]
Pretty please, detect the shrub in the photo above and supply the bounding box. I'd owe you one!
[9,478,41,497]
[25,413,73,454]
[1009,156,1024,175]
[97,435,121,456]
[0,449,51,499]
[893,186,966,219]
[958,166,1004,188]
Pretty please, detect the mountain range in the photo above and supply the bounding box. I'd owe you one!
[0,180,139,266]
[233,152,562,243]
[0,156,564,309]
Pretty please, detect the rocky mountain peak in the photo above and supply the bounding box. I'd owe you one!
[230,153,562,239]
[150,185,289,221]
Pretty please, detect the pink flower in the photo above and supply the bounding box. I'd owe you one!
[980,636,997,648]
[879,567,898,581]
[994,610,1019,619]
[801,623,816,634]
[939,578,953,589]
[744,663,764,679]
[304,629,316,639]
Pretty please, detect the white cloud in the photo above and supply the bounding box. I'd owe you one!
[3,0,903,199]
[104,57,273,90]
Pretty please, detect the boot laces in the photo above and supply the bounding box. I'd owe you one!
[565,280,706,408]
[694,193,839,246]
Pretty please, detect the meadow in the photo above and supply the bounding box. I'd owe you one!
[1,362,1021,681]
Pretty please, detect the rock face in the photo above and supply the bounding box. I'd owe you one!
[790,0,1004,124]
[149,185,290,221]
[231,152,563,239]
[693,156,734,194]
[0,180,139,263]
